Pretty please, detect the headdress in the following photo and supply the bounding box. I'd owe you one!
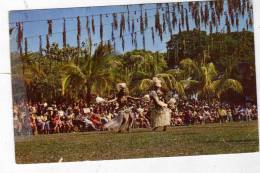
[116,82,127,91]
[152,77,162,88]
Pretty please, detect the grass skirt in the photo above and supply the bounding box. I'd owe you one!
[151,107,171,128]
[104,108,131,130]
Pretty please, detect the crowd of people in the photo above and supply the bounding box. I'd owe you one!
[13,96,258,136]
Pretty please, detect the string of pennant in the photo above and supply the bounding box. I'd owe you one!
[9,0,253,25]
[18,12,159,40]
[9,5,172,25]
[11,0,254,55]
[18,12,163,54]
[12,9,254,40]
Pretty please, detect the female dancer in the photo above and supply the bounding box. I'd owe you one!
[149,77,171,131]
[104,83,140,132]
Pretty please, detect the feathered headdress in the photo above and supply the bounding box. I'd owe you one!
[152,77,162,88]
[116,83,127,91]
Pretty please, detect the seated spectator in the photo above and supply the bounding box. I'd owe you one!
[13,112,22,136]
[64,108,74,132]
[29,113,37,135]
[227,108,233,122]
[218,107,227,123]
[42,113,50,134]
[51,111,62,133]
[36,114,44,134]
[90,113,102,128]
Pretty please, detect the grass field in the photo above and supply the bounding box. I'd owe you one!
[15,121,259,164]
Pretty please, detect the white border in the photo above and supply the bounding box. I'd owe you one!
[0,0,260,173]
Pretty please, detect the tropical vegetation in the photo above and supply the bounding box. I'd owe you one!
[11,30,256,105]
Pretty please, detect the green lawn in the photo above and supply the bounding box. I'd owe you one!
[15,121,259,164]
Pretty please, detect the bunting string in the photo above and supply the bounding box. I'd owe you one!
[10,0,254,54]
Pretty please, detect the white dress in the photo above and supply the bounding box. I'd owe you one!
[149,90,171,127]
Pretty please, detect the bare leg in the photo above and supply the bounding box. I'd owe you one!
[152,126,159,131]
[118,117,126,133]
[126,116,133,132]
[163,126,167,131]
[90,123,99,131]
[55,125,59,133]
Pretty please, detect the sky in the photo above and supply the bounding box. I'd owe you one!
[9,0,254,54]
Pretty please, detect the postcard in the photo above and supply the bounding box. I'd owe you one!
[7,0,259,167]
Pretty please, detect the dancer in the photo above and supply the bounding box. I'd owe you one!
[104,83,140,132]
[149,77,171,131]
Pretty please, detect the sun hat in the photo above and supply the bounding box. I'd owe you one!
[47,107,53,111]
[143,94,150,102]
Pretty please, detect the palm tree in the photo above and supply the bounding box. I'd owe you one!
[106,50,167,95]
[61,43,122,105]
[121,50,167,76]
[139,73,187,97]
[179,58,243,101]
[11,53,46,102]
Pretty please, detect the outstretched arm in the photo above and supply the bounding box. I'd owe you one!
[127,96,141,100]
[107,97,117,103]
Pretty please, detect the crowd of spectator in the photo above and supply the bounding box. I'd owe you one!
[13,96,258,136]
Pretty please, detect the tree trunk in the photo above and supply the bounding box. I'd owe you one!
[86,84,92,106]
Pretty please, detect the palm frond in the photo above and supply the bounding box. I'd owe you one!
[206,62,218,80]
[217,79,243,98]
[156,73,176,90]
[61,63,85,79]
[61,75,71,95]
[180,79,199,89]
[139,79,153,92]
[174,81,186,96]
[180,58,202,79]
[60,63,86,96]
[165,68,186,80]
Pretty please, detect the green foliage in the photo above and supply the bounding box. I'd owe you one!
[11,30,256,104]
[178,58,243,102]
[167,30,256,102]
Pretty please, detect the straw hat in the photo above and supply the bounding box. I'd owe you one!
[143,94,150,102]
[152,77,162,88]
